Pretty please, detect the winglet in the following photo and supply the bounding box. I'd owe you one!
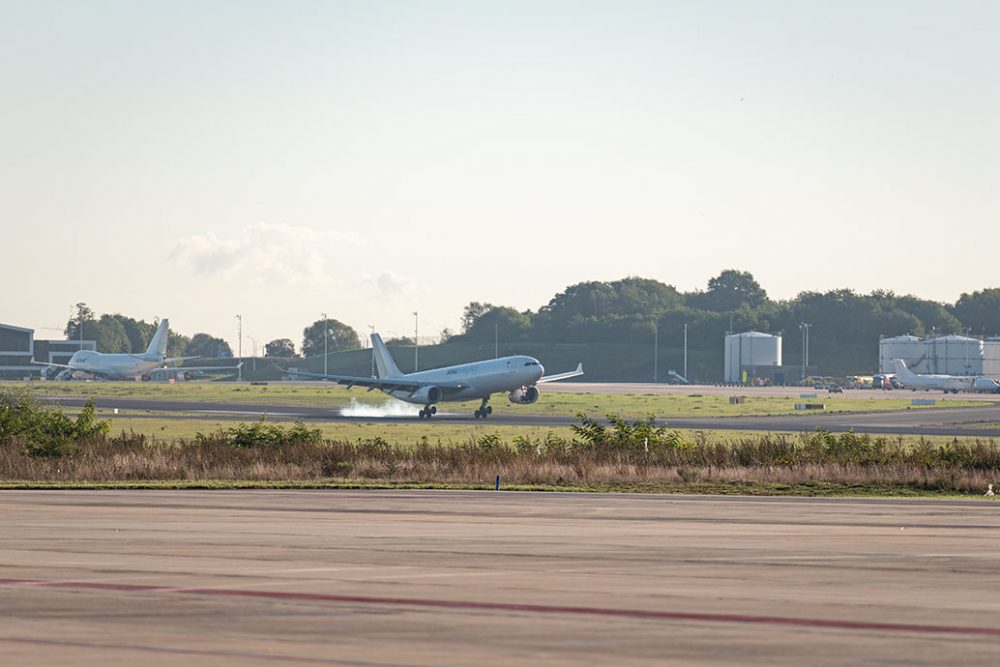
[538,362,584,384]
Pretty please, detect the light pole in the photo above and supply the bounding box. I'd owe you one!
[494,320,499,359]
[321,312,328,376]
[805,323,811,375]
[248,335,257,373]
[653,319,658,383]
[683,322,688,381]
[236,314,242,382]
[369,324,375,377]
[413,311,419,372]
[799,322,811,381]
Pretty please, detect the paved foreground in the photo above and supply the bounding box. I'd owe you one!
[2,491,1000,666]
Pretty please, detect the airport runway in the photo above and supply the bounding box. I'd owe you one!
[2,490,999,666]
[45,395,1000,437]
[546,382,1000,401]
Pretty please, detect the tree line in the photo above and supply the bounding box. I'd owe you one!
[456,273,1000,374]
[66,274,1000,374]
[64,304,359,360]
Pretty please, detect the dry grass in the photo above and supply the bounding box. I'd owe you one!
[2,427,999,495]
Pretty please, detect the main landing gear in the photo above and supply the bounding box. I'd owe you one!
[474,399,493,419]
[418,405,437,420]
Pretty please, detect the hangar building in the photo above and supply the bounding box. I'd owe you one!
[0,322,96,379]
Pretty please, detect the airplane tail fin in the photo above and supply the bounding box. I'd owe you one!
[371,333,403,378]
[890,359,915,378]
[146,319,170,358]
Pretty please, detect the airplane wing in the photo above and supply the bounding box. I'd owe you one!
[288,370,470,395]
[174,362,243,373]
[164,356,201,364]
[537,363,584,383]
[30,360,72,369]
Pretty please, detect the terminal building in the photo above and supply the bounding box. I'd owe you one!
[0,322,96,379]
[879,334,1000,376]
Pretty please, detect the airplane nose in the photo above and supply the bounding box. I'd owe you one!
[536,363,545,379]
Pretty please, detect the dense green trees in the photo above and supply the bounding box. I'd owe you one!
[686,269,769,312]
[63,305,190,355]
[952,288,1000,335]
[264,338,296,358]
[301,319,360,357]
[185,333,234,358]
[454,272,1000,376]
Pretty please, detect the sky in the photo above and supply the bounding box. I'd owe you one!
[2,1,998,351]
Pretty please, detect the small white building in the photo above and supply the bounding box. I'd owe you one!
[724,331,782,383]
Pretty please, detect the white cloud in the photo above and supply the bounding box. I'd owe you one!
[171,223,356,286]
[376,271,416,296]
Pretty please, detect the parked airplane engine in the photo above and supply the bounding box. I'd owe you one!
[410,386,443,404]
[508,385,539,404]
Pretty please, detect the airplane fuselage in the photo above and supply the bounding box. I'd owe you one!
[386,355,544,404]
[898,369,999,393]
[64,350,164,381]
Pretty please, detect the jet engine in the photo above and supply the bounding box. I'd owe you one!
[508,385,539,404]
[410,385,443,404]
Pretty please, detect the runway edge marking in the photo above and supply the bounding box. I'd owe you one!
[1,578,998,638]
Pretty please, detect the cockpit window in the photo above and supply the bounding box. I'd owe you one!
[524,361,540,366]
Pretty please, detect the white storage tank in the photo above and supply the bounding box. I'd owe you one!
[879,335,925,373]
[724,331,782,383]
[984,339,1000,377]
[927,335,983,375]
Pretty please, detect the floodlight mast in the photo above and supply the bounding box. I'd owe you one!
[248,335,257,372]
[653,319,658,383]
[413,311,419,372]
[799,322,811,380]
[236,315,243,382]
[683,322,688,381]
[321,312,328,376]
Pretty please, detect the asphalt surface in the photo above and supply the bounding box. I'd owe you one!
[2,490,1000,666]
[44,395,1000,437]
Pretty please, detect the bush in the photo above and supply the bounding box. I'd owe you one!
[200,418,324,448]
[0,388,109,458]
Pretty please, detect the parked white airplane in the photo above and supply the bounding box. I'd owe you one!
[294,333,583,418]
[35,319,204,381]
[890,359,1000,394]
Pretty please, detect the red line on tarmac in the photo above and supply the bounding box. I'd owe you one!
[2,577,998,638]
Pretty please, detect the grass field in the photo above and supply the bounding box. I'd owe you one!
[12,381,982,418]
[71,410,993,449]
[98,412,577,443]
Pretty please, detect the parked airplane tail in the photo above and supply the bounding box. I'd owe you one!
[890,359,915,378]
[371,333,403,378]
[146,319,170,358]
